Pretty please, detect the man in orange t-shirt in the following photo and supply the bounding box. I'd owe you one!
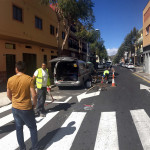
[7,61,38,150]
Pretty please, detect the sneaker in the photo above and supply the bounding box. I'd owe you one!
[40,113,46,117]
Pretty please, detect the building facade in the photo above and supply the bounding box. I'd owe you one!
[0,0,87,83]
[135,28,143,65]
[143,1,150,73]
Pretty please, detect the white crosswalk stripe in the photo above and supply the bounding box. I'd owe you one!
[45,96,72,103]
[130,109,150,150]
[0,111,59,150]
[45,112,86,150]
[0,104,12,113]
[1,108,150,150]
[0,113,14,127]
[94,112,119,150]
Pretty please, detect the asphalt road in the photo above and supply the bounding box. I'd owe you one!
[1,66,150,150]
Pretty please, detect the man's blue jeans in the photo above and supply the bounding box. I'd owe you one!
[12,107,38,150]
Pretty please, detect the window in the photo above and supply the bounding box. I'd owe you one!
[146,25,150,35]
[25,45,32,49]
[13,5,22,22]
[35,16,42,30]
[5,43,16,49]
[50,25,55,35]
[62,32,65,39]
[44,55,47,64]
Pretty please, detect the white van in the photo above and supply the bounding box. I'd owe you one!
[50,57,91,89]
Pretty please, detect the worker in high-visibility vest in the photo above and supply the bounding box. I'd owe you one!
[101,67,110,84]
[33,62,50,117]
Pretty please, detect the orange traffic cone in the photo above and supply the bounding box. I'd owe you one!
[112,72,116,87]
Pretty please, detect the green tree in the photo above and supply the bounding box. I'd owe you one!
[113,27,139,63]
[41,0,95,56]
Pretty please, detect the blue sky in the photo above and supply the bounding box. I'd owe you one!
[93,0,149,56]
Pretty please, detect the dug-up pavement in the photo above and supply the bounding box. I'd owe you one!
[0,66,150,108]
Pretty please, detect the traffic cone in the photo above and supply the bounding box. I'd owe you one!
[112,72,116,87]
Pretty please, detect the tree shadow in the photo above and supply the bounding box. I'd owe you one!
[36,121,76,150]
[47,102,76,112]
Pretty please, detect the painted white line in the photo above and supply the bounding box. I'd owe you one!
[0,104,12,113]
[0,114,14,127]
[130,109,150,149]
[46,96,72,104]
[77,89,101,102]
[140,84,150,93]
[0,111,59,150]
[94,112,119,150]
[45,112,86,150]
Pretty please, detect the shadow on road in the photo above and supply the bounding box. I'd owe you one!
[48,103,76,112]
[36,121,76,150]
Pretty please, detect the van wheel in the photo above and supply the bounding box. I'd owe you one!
[85,80,92,89]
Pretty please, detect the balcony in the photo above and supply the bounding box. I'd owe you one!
[137,36,143,44]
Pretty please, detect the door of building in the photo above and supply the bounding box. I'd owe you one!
[23,53,36,77]
[6,54,16,79]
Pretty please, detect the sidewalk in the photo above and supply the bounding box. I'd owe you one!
[0,85,55,108]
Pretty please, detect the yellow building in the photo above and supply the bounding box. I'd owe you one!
[143,1,150,73]
[0,0,68,82]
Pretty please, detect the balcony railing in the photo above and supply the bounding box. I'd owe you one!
[137,36,143,44]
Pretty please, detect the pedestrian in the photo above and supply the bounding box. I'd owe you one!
[7,61,38,150]
[33,62,51,117]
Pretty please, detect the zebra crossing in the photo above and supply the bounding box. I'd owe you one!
[1,102,150,150]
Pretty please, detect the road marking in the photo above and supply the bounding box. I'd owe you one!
[0,104,12,113]
[130,109,150,150]
[94,112,119,150]
[140,84,150,93]
[0,111,59,150]
[0,114,14,127]
[45,112,86,150]
[45,96,72,103]
[77,89,101,102]
[133,73,150,83]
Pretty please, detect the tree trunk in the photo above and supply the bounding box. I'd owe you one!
[56,20,61,57]
[61,26,70,51]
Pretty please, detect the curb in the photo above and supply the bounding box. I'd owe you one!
[133,72,150,83]
[0,84,56,108]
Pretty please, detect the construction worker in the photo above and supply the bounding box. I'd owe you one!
[102,67,110,83]
[33,62,50,117]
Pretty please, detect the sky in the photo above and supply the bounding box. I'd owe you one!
[93,0,150,56]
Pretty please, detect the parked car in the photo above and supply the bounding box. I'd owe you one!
[127,63,134,69]
[122,63,126,67]
[97,62,104,69]
[50,57,91,89]
[125,63,129,68]
[105,61,112,68]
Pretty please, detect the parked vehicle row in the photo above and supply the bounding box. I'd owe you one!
[96,61,112,70]
[121,63,135,69]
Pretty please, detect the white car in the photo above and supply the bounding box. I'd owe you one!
[127,63,134,69]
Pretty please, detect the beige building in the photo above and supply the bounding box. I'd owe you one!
[143,1,150,73]
[0,0,87,83]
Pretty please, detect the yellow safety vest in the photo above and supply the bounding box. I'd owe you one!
[36,68,50,89]
[103,70,109,76]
